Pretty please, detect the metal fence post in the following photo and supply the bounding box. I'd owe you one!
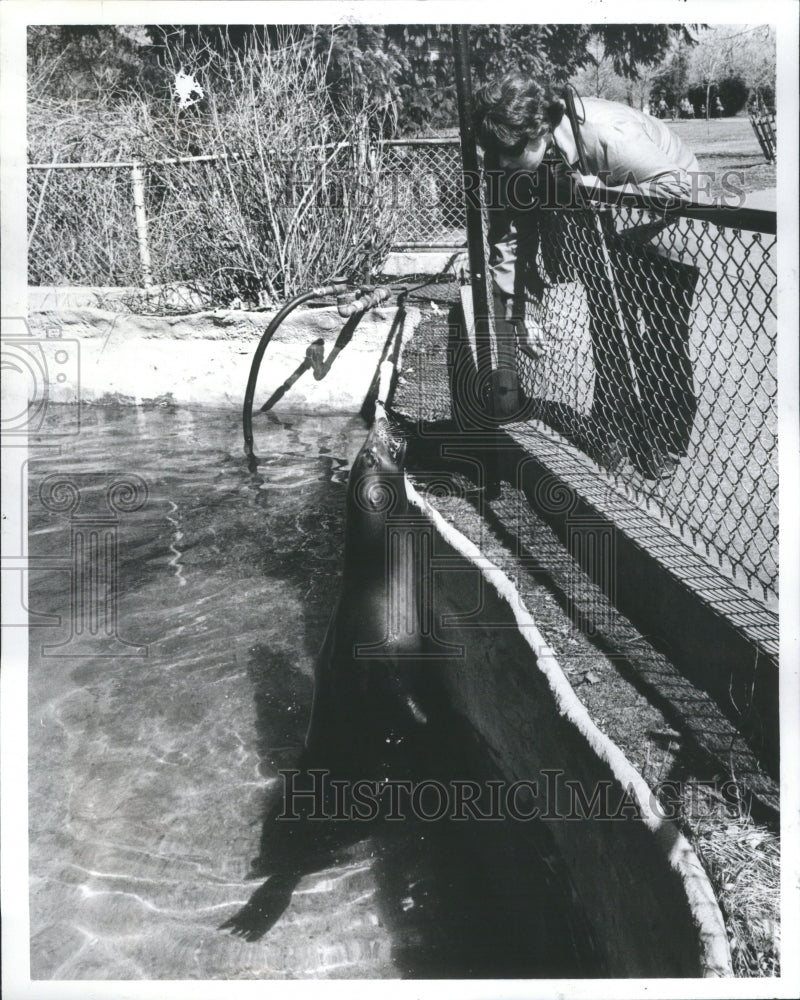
[452,27,491,374]
[452,23,523,426]
[130,163,154,288]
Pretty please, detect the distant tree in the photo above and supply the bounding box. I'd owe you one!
[570,36,629,102]
[729,25,776,109]
[395,23,698,130]
[687,26,728,121]
[687,84,709,118]
[28,25,161,100]
[649,30,693,106]
[380,24,696,131]
[145,23,696,133]
[624,62,660,111]
[687,24,775,121]
[31,23,700,134]
[321,24,603,133]
[599,24,698,78]
[716,75,748,116]
[568,35,671,110]
[755,83,775,113]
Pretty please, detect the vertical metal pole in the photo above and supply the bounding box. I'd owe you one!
[131,164,154,288]
[452,24,509,507]
[452,26,493,391]
[356,131,373,282]
[453,26,521,423]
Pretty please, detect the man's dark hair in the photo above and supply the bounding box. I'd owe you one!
[473,72,564,154]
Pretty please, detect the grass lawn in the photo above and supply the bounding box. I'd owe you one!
[665,116,776,200]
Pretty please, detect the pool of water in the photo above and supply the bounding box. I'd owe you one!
[26,405,597,980]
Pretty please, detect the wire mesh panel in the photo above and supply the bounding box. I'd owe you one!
[380,140,466,247]
[29,144,400,301]
[513,200,777,605]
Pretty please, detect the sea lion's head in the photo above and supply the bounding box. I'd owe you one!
[346,409,408,541]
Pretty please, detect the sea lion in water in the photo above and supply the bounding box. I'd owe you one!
[238,407,436,896]
[304,405,433,773]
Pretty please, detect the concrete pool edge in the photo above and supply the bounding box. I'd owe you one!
[405,476,733,979]
[25,294,421,412]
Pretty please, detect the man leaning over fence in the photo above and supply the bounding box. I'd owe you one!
[474,73,703,479]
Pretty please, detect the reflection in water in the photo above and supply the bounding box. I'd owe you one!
[165,500,187,587]
[27,405,597,979]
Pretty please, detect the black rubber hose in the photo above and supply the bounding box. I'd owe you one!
[242,285,340,458]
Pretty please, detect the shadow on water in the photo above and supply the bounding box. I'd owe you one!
[368,715,606,979]
[231,632,604,976]
[221,410,604,977]
[26,407,605,978]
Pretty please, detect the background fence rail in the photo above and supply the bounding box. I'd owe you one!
[27,139,468,291]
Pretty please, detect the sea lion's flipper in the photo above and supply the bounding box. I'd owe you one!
[220,872,299,941]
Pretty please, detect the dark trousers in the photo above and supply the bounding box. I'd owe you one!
[576,221,700,468]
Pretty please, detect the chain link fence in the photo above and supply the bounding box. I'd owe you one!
[27,139,778,605]
[27,139,467,292]
[512,197,777,605]
[29,165,143,287]
[379,139,466,247]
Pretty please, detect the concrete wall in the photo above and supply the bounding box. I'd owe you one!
[501,444,780,783]
[409,481,731,978]
[26,288,420,412]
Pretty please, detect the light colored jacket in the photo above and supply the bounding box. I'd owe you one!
[572,97,699,194]
[490,97,700,298]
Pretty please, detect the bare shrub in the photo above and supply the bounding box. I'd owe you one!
[28,29,400,304]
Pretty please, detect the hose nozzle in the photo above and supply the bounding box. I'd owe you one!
[338,286,392,317]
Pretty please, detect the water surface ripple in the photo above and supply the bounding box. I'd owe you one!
[27,406,592,980]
